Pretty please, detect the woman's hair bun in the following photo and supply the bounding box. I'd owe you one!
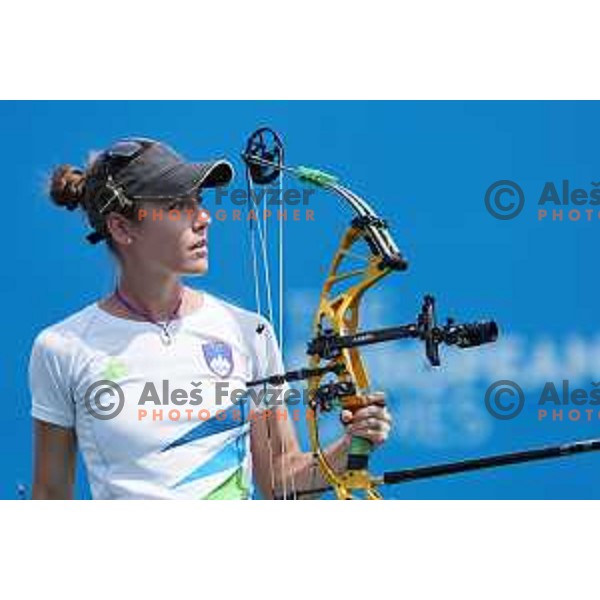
[49,164,86,211]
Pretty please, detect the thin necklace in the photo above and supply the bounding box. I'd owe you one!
[114,286,184,346]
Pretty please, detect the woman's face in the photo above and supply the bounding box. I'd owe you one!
[131,195,210,276]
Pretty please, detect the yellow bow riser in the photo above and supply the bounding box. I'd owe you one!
[306,223,395,499]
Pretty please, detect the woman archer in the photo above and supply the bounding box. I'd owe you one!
[29,136,392,500]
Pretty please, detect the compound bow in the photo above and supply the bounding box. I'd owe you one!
[242,126,600,500]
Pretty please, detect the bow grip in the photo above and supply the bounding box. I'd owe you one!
[347,436,373,470]
[342,396,377,470]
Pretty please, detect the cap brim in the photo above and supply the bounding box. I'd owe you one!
[135,159,234,199]
[179,159,235,191]
[109,136,238,201]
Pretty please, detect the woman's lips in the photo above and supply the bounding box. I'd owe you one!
[189,238,207,250]
[189,239,208,258]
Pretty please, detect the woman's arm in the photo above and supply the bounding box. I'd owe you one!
[250,409,351,499]
[32,419,77,500]
[250,393,391,499]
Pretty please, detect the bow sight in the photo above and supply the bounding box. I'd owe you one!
[250,294,499,413]
[308,295,499,366]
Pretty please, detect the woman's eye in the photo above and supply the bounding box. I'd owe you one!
[168,200,186,211]
[169,197,199,211]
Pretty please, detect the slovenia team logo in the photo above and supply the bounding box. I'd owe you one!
[202,341,234,378]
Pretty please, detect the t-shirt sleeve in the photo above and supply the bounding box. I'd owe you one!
[29,330,76,428]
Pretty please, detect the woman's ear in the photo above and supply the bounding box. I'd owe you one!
[105,212,137,246]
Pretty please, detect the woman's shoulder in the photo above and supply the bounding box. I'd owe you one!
[30,302,103,356]
[203,292,270,328]
[200,292,278,346]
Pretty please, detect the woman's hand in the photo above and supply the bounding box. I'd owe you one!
[340,392,392,446]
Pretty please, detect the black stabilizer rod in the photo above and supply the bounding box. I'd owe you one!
[381,438,600,485]
[279,438,600,499]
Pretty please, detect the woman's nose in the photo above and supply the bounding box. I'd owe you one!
[192,208,211,230]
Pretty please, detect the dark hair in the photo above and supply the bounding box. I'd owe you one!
[48,152,141,251]
[49,165,86,212]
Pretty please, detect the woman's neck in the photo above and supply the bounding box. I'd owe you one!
[118,272,181,318]
[104,265,202,322]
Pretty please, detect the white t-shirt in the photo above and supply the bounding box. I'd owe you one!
[28,292,284,500]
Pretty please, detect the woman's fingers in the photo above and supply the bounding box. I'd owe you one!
[364,391,386,407]
[340,409,354,425]
[341,392,392,446]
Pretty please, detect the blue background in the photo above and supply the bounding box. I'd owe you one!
[2,101,599,499]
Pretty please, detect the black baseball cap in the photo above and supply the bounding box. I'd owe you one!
[90,137,234,201]
[83,137,234,244]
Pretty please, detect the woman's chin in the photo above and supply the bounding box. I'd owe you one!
[181,258,208,275]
